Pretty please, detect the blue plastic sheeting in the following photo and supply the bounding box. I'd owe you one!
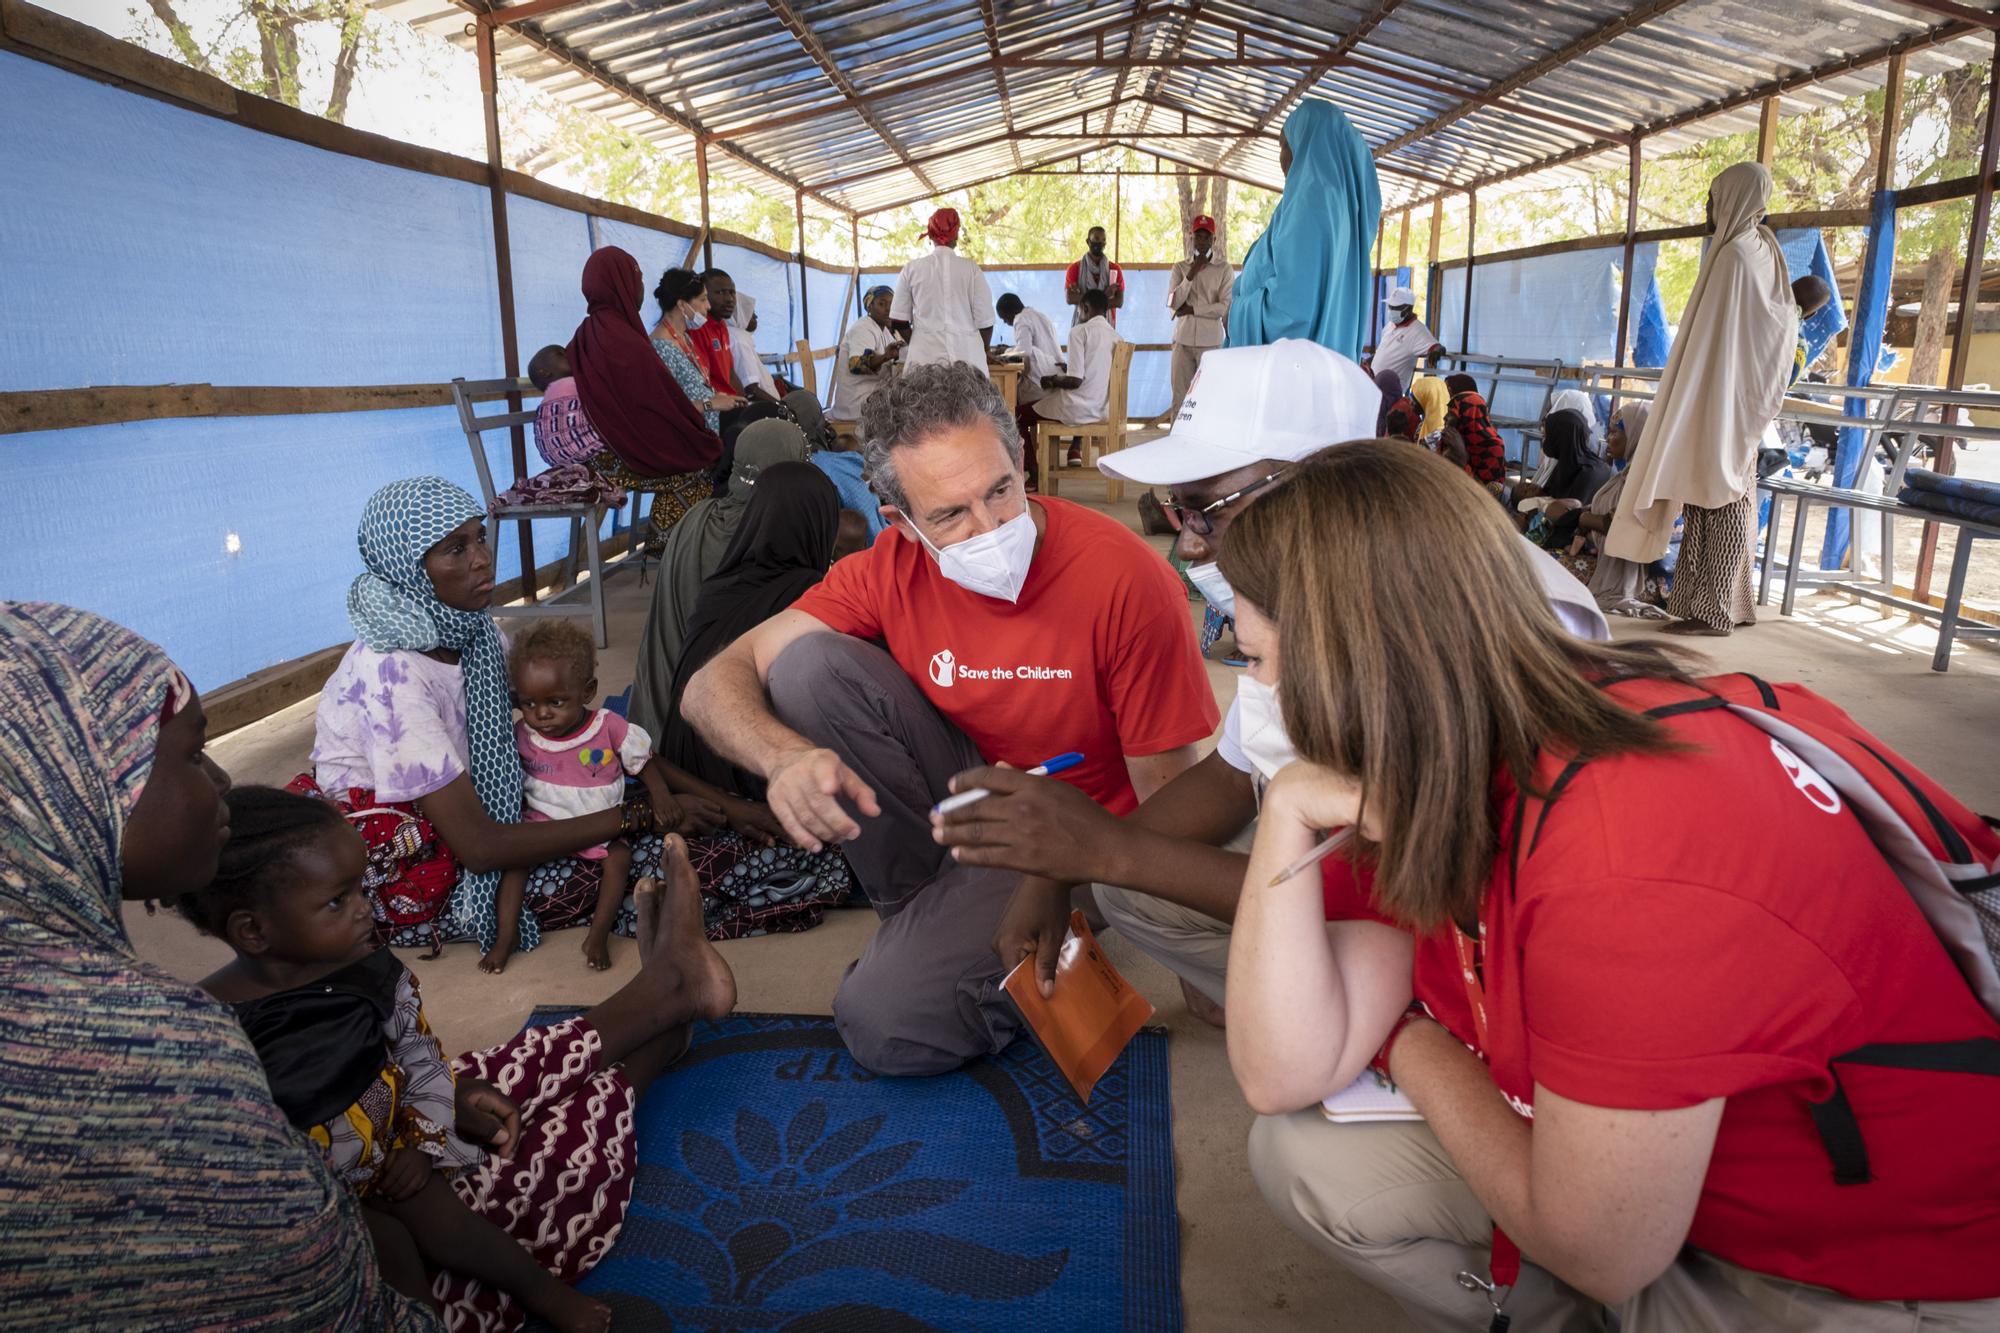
[1629,244,1671,368]
[507,193,595,359]
[1824,192,1897,567]
[1774,229,1848,364]
[804,264,856,398]
[1,50,504,390]
[708,241,795,364]
[0,406,549,692]
[1432,247,1628,455]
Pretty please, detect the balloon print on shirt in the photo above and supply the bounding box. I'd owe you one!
[1767,738,1842,815]
[930,649,957,688]
[576,746,615,770]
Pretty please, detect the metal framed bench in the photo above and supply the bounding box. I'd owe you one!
[450,376,644,648]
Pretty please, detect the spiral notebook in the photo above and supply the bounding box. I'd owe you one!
[1320,1068,1422,1123]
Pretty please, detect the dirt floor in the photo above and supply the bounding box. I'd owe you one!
[126,465,2000,1332]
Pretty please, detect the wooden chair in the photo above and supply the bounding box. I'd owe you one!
[1033,339,1135,503]
[451,376,638,649]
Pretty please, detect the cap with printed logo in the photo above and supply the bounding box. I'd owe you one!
[1385,285,1416,307]
[1189,214,1217,234]
[1097,339,1381,486]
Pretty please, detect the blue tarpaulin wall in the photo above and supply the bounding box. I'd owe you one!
[0,49,842,693]
[1824,192,1897,567]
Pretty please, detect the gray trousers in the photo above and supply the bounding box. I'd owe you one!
[767,633,1023,1076]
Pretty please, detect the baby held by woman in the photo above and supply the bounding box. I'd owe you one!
[179,787,612,1332]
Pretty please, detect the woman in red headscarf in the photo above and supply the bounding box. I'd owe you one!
[568,246,724,541]
[887,208,996,372]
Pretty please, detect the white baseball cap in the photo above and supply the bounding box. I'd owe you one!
[1385,285,1416,306]
[1098,339,1381,486]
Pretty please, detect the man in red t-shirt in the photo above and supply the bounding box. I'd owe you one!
[690,270,740,398]
[1064,225,1125,327]
[681,360,1218,1075]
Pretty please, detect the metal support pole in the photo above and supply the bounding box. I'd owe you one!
[1459,191,1477,353]
[1915,30,2000,602]
[695,137,714,271]
[1614,135,1642,371]
[475,20,533,596]
[794,189,810,367]
[1114,169,1123,261]
[1425,197,1442,326]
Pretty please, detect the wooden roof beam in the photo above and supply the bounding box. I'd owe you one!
[762,0,939,194]
[974,0,1021,170]
[1376,0,1694,157]
[809,101,1120,194]
[1213,0,1408,170]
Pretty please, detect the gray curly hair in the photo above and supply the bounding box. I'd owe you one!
[858,361,1022,512]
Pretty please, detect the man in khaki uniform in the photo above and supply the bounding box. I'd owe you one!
[1167,215,1233,415]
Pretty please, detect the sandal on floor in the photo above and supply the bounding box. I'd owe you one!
[1661,618,1732,637]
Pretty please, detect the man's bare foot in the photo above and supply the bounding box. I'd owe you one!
[582,929,613,972]
[634,837,736,1022]
[478,942,514,975]
[539,1285,611,1333]
[1180,976,1225,1029]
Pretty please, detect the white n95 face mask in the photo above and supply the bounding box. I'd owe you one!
[1235,675,1300,783]
[906,508,1038,603]
[1185,561,1235,619]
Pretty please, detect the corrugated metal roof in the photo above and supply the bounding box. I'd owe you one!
[371,0,1998,216]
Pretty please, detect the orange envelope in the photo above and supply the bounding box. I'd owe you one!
[1002,910,1156,1102]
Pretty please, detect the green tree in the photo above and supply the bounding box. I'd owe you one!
[136,0,373,122]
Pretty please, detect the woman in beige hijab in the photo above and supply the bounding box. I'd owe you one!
[1607,162,1796,635]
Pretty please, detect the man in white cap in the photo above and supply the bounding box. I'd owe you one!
[932,339,1607,1026]
[1371,284,1442,392]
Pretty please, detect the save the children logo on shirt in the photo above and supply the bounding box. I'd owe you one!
[1768,738,1842,815]
[927,646,1074,688]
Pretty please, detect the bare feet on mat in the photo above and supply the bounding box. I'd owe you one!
[634,837,737,1023]
[478,942,514,974]
[541,1287,612,1333]
[582,929,613,972]
[1180,977,1225,1029]
[1661,618,1731,636]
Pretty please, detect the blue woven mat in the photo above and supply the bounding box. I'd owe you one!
[526,1009,1181,1332]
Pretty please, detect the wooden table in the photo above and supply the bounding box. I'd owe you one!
[987,360,1022,413]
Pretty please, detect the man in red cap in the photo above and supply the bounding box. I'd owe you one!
[1167,215,1233,415]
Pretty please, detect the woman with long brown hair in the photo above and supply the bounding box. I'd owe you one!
[1219,442,2000,1331]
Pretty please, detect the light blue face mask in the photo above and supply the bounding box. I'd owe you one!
[1185,560,1235,619]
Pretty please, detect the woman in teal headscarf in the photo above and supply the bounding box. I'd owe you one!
[1227,99,1381,359]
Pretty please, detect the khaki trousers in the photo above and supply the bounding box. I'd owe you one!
[1170,343,1205,417]
[1248,1110,2000,1332]
[1092,820,1250,1007]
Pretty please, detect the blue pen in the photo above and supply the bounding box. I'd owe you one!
[932,751,1084,816]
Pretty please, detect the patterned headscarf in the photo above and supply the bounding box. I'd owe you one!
[349,477,531,954]
[864,284,893,306]
[0,602,430,1326]
[926,207,962,246]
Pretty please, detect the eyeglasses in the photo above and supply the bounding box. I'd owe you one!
[1164,468,1288,536]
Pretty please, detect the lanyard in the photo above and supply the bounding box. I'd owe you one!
[1453,918,1523,1310]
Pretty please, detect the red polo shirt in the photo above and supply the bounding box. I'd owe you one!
[788,496,1217,814]
[1320,680,2000,1301]
[692,317,736,396]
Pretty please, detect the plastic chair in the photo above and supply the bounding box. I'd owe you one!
[451,376,636,649]
[1034,340,1134,502]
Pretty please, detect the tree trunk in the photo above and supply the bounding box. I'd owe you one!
[144,0,216,74]
[1906,243,1958,389]
[324,3,366,125]
[1210,177,1230,262]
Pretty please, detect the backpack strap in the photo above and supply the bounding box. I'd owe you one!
[1810,1039,2000,1187]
